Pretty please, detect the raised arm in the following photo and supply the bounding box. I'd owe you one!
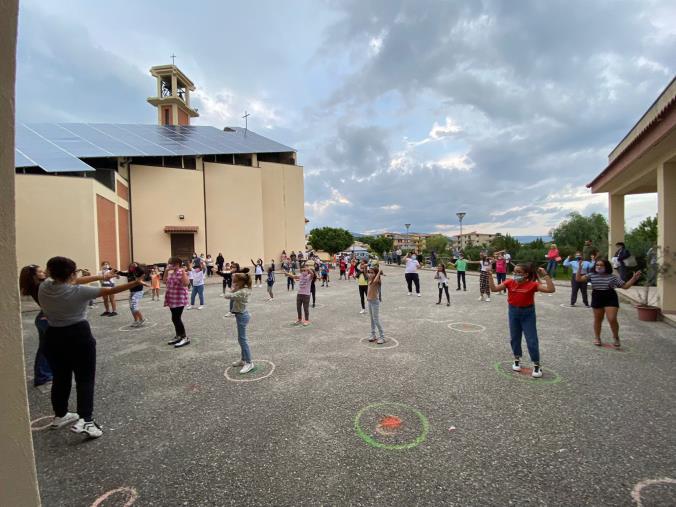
[486,268,507,293]
[537,267,556,293]
[621,270,642,290]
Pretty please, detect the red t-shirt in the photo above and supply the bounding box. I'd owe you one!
[503,279,539,307]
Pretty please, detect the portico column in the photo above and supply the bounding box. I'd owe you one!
[657,162,676,314]
[608,193,625,259]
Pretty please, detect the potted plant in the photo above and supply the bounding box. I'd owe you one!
[635,246,675,321]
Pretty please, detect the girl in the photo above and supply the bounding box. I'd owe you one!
[117,262,148,327]
[216,252,225,273]
[487,263,555,378]
[19,264,53,388]
[310,265,318,308]
[150,266,161,301]
[321,262,330,287]
[283,260,295,291]
[468,254,492,302]
[356,259,369,314]
[339,258,347,280]
[187,262,206,310]
[495,254,507,295]
[98,261,118,315]
[224,272,255,373]
[266,265,275,300]
[367,266,385,344]
[576,259,641,347]
[206,254,214,277]
[187,262,194,289]
[287,265,313,325]
[39,256,141,437]
[348,259,357,280]
[164,257,191,348]
[251,258,264,287]
[434,264,451,306]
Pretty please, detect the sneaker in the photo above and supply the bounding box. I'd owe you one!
[174,337,190,348]
[197,305,204,310]
[240,362,255,374]
[456,288,461,291]
[108,311,118,316]
[100,311,110,317]
[485,298,491,302]
[376,338,385,344]
[368,336,377,342]
[360,309,366,314]
[408,292,412,296]
[416,293,422,297]
[568,304,576,307]
[512,360,521,372]
[302,321,310,326]
[447,302,450,306]
[225,312,234,318]
[463,288,467,291]
[267,297,274,301]
[71,418,103,438]
[136,319,147,327]
[232,359,245,367]
[50,412,79,429]
[477,296,484,301]
[186,305,193,310]
[532,365,543,378]
[167,336,182,345]
[293,320,302,326]
[436,301,441,305]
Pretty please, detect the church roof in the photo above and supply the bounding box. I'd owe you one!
[15,123,295,173]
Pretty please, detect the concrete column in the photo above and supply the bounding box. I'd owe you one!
[171,74,178,98]
[608,193,625,259]
[172,104,178,125]
[0,0,42,505]
[657,162,676,314]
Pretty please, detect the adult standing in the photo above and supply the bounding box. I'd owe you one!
[404,253,422,297]
[396,248,402,265]
[164,257,191,348]
[563,251,593,307]
[216,252,225,273]
[613,242,631,282]
[206,254,214,277]
[545,243,560,277]
[582,240,594,261]
[430,251,437,268]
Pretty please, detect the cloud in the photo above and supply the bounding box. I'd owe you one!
[192,88,283,129]
[304,187,352,216]
[380,204,401,211]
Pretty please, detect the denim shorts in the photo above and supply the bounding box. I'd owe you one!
[129,290,144,311]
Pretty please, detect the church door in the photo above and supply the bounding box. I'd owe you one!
[170,234,194,262]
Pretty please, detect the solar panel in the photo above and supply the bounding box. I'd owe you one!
[15,122,295,173]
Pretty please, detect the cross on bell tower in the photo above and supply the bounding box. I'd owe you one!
[147,61,199,126]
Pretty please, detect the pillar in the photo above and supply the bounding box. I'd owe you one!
[608,193,625,259]
[657,162,676,314]
[0,0,42,505]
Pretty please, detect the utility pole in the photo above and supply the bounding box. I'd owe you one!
[456,212,466,251]
[405,223,411,253]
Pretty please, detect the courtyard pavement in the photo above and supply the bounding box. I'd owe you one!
[23,266,676,506]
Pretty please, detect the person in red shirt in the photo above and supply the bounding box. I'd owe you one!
[487,263,555,378]
[545,243,560,278]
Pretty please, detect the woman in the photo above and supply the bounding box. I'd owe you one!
[19,264,53,388]
[216,252,225,273]
[545,243,560,278]
[164,257,190,348]
[404,253,422,297]
[39,256,141,438]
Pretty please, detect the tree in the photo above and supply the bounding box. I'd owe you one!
[490,233,521,253]
[369,236,394,255]
[550,212,608,255]
[307,227,354,256]
[424,234,449,254]
[625,216,658,271]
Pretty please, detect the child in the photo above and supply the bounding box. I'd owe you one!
[348,259,356,280]
[576,259,641,347]
[339,258,347,280]
[19,264,53,387]
[310,266,318,308]
[163,257,190,348]
[284,260,295,291]
[187,262,206,310]
[98,261,119,315]
[468,254,492,302]
[117,262,148,327]
[266,265,275,300]
[286,265,313,325]
[366,266,385,344]
[321,262,330,287]
[487,263,555,378]
[356,259,369,314]
[150,266,161,301]
[224,272,255,373]
[217,262,232,296]
[251,258,264,287]
[450,254,467,291]
[495,254,507,295]
[434,264,451,306]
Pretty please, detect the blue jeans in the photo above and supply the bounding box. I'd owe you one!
[34,312,53,385]
[508,305,540,363]
[235,311,252,363]
[368,300,384,339]
[191,284,205,305]
[546,259,557,277]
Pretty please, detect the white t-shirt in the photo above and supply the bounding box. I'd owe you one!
[480,260,492,272]
[405,258,420,274]
[192,269,205,286]
[255,265,264,275]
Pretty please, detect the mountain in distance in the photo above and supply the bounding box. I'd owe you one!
[514,235,552,244]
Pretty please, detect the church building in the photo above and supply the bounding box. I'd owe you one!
[14,64,305,270]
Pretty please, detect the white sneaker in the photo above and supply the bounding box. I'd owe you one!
[408,292,412,296]
[512,361,521,372]
[360,309,366,314]
[70,418,103,438]
[224,312,234,318]
[232,360,245,367]
[417,293,421,297]
[136,318,147,326]
[50,412,79,429]
[197,305,204,310]
[485,298,491,302]
[174,337,190,348]
[477,296,484,301]
[240,362,255,374]
[186,305,193,310]
[532,366,543,378]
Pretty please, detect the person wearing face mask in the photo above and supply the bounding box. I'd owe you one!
[563,252,593,307]
[450,254,468,291]
[98,261,119,316]
[576,259,641,348]
[404,252,422,297]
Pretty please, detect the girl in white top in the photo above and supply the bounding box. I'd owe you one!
[98,261,119,316]
[434,264,450,306]
[187,263,206,309]
[404,253,422,296]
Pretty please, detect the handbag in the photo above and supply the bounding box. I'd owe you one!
[624,255,637,267]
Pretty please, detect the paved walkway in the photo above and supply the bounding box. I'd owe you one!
[23,266,676,505]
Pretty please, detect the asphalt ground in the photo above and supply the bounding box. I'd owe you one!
[23,267,676,506]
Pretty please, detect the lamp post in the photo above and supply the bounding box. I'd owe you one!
[456,212,466,251]
[404,223,411,253]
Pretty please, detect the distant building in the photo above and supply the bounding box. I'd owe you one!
[14,63,305,269]
[452,231,496,249]
[381,232,431,252]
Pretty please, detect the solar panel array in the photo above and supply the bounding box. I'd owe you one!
[15,123,295,173]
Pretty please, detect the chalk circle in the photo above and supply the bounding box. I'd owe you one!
[354,402,429,450]
[118,322,157,332]
[359,337,400,350]
[224,359,276,383]
[91,486,139,507]
[284,321,313,328]
[559,303,592,309]
[447,322,486,333]
[631,478,676,507]
[493,361,562,384]
[31,416,55,432]
[311,303,326,309]
[595,342,633,353]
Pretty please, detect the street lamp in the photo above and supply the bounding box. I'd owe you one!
[456,212,466,251]
[404,223,411,253]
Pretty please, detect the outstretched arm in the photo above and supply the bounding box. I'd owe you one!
[100,280,143,297]
[486,268,507,293]
[621,271,642,290]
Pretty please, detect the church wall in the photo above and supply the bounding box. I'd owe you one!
[203,161,265,265]
[282,163,307,255]
[129,164,206,264]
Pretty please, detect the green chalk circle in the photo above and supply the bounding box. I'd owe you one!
[493,361,563,385]
[354,402,429,450]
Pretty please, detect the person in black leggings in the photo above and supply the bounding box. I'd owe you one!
[356,260,369,313]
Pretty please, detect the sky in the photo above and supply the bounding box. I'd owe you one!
[16,0,674,236]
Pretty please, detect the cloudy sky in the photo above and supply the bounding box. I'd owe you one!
[16,0,674,236]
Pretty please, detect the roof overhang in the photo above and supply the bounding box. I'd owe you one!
[149,65,196,90]
[164,226,199,233]
[147,96,199,117]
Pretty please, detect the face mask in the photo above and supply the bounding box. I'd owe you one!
[595,266,605,273]
[412,255,417,260]
[513,274,525,282]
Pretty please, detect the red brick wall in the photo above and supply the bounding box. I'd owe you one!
[116,180,129,201]
[117,205,130,268]
[178,109,189,125]
[96,195,117,268]
[162,106,172,125]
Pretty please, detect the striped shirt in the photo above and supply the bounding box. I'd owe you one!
[164,269,189,308]
[588,272,624,291]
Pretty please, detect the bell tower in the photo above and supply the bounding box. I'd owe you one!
[147,63,199,126]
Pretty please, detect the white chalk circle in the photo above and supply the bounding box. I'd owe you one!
[118,322,157,332]
[224,359,276,383]
[310,303,326,309]
[91,486,139,507]
[559,303,591,309]
[31,416,54,432]
[631,478,676,507]
[359,337,400,350]
[447,322,486,333]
